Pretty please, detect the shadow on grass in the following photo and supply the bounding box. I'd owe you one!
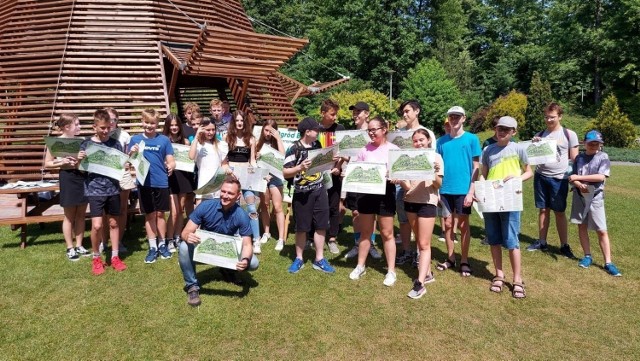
[196,267,258,298]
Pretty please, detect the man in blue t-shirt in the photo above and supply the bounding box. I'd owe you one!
[179,178,259,306]
[435,106,481,277]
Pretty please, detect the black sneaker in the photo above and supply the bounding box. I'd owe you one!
[560,244,576,259]
[66,248,79,261]
[187,286,201,307]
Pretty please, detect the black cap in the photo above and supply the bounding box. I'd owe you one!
[349,101,370,112]
[297,117,320,134]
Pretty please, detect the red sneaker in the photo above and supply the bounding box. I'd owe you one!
[111,256,127,272]
[92,257,105,275]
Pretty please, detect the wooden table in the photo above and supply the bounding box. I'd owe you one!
[0,184,62,248]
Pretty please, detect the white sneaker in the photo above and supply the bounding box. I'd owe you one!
[260,233,270,244]
[383,271,397,287]
[253,241,261,254]
[75,246,90,257]
[274,239,284,251]
[369,245,382,260]
[327,241,339,254]
[438,234,445,242]
[98,241,105,254]
[349,265,366,280]
[167,241,177,253]
[344,245,359,259]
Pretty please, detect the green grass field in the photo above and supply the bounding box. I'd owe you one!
[1,165,639,360]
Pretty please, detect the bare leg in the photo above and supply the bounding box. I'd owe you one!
[62,207,76,249]
[144,213,158,240]
[509,248,522,284]
[108,215,120,252]
[458,214,471,264]
[313,229,326,261]
[271,186,285,241]
[156,211,167,240]
[90,216,104,254]
[578,223,591,256]
[443,215,456,261]
[294,231,306,260]
[259,190,271,236]
[356,213,376,267]
[596,230,612,264]
[118,189,130,241]
[555,211,569,245]
[167,194,180,239]
[538,208,551,241]
[73,204,88,248]
[400,222,411,252]
[183,192,195,216]
[413,214,435,283]
[490,245,504,278]
[378,215,396,273]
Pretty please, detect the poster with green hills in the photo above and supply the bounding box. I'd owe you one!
[78,142,128,180]
[387,131,415,149]
[388,149,435,180]
[307,144,338,174]
[335,130,368,157]
[172,143,195,172]
[193,229,242,270]
[343,161,386,195]
[44,136,84,158]
[257,144,284,179]
[194,167,226,195]
[519,139,557,165]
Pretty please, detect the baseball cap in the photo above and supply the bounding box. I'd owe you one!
[297,117,320,134]
[349,101,369,112]
[447,106,466,116]
[496,116,518,130]
[584,130,604,143]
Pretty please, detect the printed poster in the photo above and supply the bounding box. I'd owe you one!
[193,229,243,270]
[44,136,84,158]
[231,164,269,193]
[172,143,195,172]
[78,142,128,180]
[387,130,415,149]
[128,140,150,185]
[388,148,436,181]
[474,178,523,213]
[194,167,226,195]
[335,130,368,158]
[257,144,284,180]
[342,161,387,195]
[520,139,558,165]
[306,144,338,175]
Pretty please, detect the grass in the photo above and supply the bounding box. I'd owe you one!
[2,165,640,360]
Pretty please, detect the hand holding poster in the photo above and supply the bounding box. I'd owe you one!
[172,143,195,172]
[388,148,435,181]
[307,144,338,174]
[335,130,368,157]
[44,136,84,158]
[520,139,558,165]
[342,161,387,195]
[257,144,284,180]
[193,229,243,270]
[128,140,150,185]
[194,166,226,195]
[78,142,128,180]
[474,178,523,213]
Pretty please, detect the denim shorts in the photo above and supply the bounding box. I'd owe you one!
[440,194,471,216]
[484,211,521,250]
[534,173,569,212]
[267,176,284,188]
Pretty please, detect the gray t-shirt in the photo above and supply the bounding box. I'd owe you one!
[535,127,579,179]
[572,151,610,200]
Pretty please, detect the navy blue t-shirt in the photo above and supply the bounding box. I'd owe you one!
[189,198,252,237]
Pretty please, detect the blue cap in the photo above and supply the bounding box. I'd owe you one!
[584,130,604,143]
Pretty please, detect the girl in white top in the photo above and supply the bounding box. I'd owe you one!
[189,119,225,203]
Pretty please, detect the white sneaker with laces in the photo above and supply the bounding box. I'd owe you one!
[369,245,382,259]
[383,271,397,287]
[349,265,366,280]
[274,239,284,251]
[327,241,339,254]
[260,233,270,244]
[253,241,261,254]
[344,245,359,259]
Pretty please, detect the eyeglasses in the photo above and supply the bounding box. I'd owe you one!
[495,126,513,132]
[367,127,383,133]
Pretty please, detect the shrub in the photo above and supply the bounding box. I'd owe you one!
[585,94,638,148]
[522,71,553,139]
[484,90,528,130]
[468,106,490,133]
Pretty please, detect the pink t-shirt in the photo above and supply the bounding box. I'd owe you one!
[355,141,399,165]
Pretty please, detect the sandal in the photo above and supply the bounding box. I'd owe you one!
[489,276,504,293]
[512,282,526,299]
[460,262,473,277]
[436,258,456,271]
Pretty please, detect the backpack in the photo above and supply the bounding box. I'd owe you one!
[285,140,303,190]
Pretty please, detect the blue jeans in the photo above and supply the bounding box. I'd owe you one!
[178,240,259,291]
[242,189,260,240]
[534,173,569,212]
[484,211,521,250]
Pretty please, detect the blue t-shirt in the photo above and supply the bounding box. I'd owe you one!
[437,131,481,195]
[130,133,174,188]
[189,198,252,237]
[80,137,122,197]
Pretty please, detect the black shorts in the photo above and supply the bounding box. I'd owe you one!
[169,170,196,194]
[292,186,329,233]
[404,202,437,218]
[88,195,121,217]
[344,192,359,211]
[440,194,472,216]
[356,182,396,216]
[139,186,170,214]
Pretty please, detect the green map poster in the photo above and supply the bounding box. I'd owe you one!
[388,149,435,181]
[44,136,84,158]
[78,142,128,180]
[193,229,242,270]
[342,161,387,195]
[172,143,195,172]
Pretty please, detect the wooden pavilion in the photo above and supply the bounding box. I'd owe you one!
[0,0,348,182]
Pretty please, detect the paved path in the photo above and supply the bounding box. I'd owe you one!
[611,161,640,166]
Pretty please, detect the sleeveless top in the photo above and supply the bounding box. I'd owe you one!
[227,138,251,163]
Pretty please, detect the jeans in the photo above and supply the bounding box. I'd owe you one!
[242,189,260,240]
[179,240,259,291]
[484,211,521,250]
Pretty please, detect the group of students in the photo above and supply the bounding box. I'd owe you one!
[46,97,620,304]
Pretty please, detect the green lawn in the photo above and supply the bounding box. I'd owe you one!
[1,165,639,360]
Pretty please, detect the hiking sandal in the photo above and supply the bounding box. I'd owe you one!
[460,262,473,277]
[512,282,526,299]
[489,276,505,293]
[436,258,456,271]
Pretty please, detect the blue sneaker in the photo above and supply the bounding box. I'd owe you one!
[578,255,592,268]
[604,263,622,277]
[158,244,172,259]
[312,258,335,274]
[288,258,304,274]
[145,247,158,264]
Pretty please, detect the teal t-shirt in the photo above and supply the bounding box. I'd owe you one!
[436,131,481,195]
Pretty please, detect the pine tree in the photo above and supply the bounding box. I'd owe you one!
[586,95,638,148]
[522,71,553,139]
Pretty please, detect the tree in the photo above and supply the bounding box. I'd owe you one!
[484,90,528,130]
[399,58,462,133]
[585,94,638,148]
[309,89,399,128]
[522,71,553,139]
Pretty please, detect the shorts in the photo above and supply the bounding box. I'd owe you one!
[292,186,329,233]
[570,191,607,231]
[484,211,521,250]
[395,185,408,223]
[87,194,121,217]
[139,186,170,214]
[267,176,283,188]
[534,173,568,212]
[356,182,396,216]
[169,170,195,195]
[440,194,471,216]
[344,192,359,211]
[403,202,437,218]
